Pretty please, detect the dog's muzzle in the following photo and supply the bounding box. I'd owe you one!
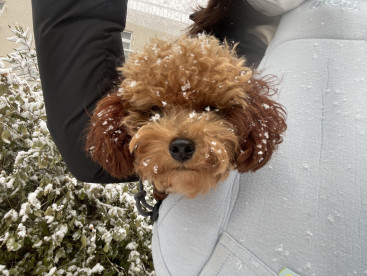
[169,138,195,162]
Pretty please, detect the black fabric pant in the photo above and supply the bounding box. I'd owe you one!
[32,0,137,183]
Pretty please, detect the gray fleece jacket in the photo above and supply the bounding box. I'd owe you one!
[152,0,367,275]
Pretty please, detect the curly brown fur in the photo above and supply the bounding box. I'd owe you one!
[86,94,134,178]
[86,34,286,198]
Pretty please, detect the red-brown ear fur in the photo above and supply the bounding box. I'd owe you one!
[85,93,134,179]
[226,75,287,172]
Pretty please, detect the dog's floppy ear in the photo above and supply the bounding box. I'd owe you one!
[86,93,134,179]
[227,75,287,172]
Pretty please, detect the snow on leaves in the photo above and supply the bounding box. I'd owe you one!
[0,25,155,275]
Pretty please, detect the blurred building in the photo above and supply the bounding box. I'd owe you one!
[0,0,201,60]
[0,0,33,57]
[124,0,195,59]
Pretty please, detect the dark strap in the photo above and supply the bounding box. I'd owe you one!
[134,179,163,223]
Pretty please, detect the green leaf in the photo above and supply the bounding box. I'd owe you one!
[56,211,62,220]
[0,84,8,96]
[38,155,48,169]
[6,234,24,251]
[103,243,109,253]
[1,129,11,144]
[18,125,28,136]
[81,235,87,248]
[34,210,42,217]
[78,191,85,200]
[44,207,54,216]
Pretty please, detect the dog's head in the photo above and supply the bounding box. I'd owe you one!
[86,35,286,197]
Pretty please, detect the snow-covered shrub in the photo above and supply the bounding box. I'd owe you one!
[0,25,155,275]
[2,26,38,83]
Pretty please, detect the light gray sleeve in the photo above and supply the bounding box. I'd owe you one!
[246,0,306,16]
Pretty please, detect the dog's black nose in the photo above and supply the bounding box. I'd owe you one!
[169,138,195,162]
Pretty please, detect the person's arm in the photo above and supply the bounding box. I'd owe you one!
[31,0,138,183]
[247,0,306,16]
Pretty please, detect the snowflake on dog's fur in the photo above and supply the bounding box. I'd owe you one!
[143,159,151,167]
[150,114,161,122]
[189,111,197,119]
[181,81,191,92]
[153,165,159,174]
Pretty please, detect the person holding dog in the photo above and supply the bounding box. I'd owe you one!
[32,0,367,275]
[152,0,367,275]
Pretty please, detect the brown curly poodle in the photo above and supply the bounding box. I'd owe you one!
[86,34,286,198]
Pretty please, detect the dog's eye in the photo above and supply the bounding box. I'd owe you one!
[204,106,219,112]
[150,105,162,115]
